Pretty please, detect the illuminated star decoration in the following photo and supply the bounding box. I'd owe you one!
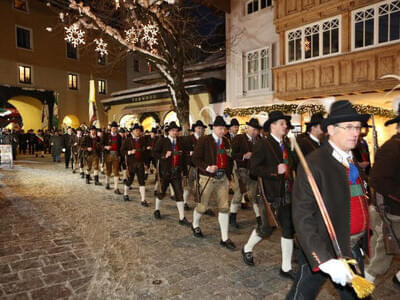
[142,24,159,49]
[64,23,85,48]
[94,38,108,57]
[125,28,139,45]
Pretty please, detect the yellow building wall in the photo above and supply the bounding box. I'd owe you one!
[8,96,42,131]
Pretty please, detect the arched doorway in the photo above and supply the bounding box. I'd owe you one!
[163,111,179,126]
[141,116,157,132]
[62,115,80,130]
[7,96,42,131]
[120,114,139,129]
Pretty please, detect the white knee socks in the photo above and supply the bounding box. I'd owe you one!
[218,213,229,242]
[192,209,202,228]
[176,202,185,220]
[155,197,162,211]
[253,203,260,217]
[124,185,129,196]
[230,203,239,214]
[244,229,262,253]
[281,237,293,272]
[170,184,175,197]
[113,176,119,190]
[139,186,145,202]
[183,189,189,204]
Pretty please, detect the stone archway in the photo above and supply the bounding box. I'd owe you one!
[7,96,42,131]
[163,110,180,126]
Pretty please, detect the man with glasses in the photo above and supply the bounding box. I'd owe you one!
[287,100,371,299]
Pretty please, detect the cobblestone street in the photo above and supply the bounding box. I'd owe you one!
[0,155,399,299]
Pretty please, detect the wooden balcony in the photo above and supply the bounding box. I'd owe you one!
[273,43,400,100]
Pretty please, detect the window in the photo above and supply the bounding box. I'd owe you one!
[97,53,106,65]
[13,0,28,12]
[18,65,31,84]
[68,73,78,90]
[16,26,31,49]
[352,0,400,50]
[133,59,140,72]
[66,42,78,59]
[147,62,154,72]
[98,80,106,94]
[244,47,272,94]
[286,16,341,64]
[247,0,272,15]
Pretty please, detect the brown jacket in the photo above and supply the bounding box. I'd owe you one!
[102,133,122,155]
[192,134,232,177]
[182,134,200,167]
[82,135,102,156]
[152,136,186,177]
[370,133,400,215]
[121,135,146,167]
[231,133,258,169]
[296,133,320,157]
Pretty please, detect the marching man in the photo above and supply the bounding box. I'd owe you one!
[82,126,103,185]
[242,111,296,281]
[182,120,207,211]
[230,118,262,228]
[71,127,85,177]
[121,124,148,205]
[191,116,236,250]
[287,100,371,299]
[152,121,190,225]
[102,121,122,194]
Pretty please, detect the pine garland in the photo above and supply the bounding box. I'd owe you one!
[224,104,396,118]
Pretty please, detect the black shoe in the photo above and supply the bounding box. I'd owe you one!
[393,275,400,289]
[141,201,149,207]
[72,169,76,174]
[184,203,191,211]
[123,195,130,202]
[205,209,215,217]
[220,239,236,251]
[86,175,91,184]
[192,226,203,238]
[178,217,191,227]
[65,165,69,169]
[279,269,296,281]
[80,173,85,178]
[241,202,249,210]
[229,188,234,195]
[242,247,255,266]
[114,189,122,195]
[154,210,161,219]
[94,175,102,186]
[229,213,240,229]
[105,184,110,190]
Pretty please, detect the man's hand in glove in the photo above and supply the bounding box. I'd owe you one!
[319,259,353,286]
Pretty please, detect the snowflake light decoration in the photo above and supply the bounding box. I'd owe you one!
[94,38,108,57]
[142,24,159,49]
[64,23,85,48]
[125,28,139,44]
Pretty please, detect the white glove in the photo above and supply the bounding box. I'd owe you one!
[62,148,66,152]
[319,259,353,286]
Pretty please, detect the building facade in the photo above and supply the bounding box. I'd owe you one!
[273,0,400,141]
[0,0,126,131]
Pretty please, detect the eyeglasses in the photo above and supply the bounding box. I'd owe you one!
[334,125,362,132]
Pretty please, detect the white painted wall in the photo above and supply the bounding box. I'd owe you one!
[226,0,279,109]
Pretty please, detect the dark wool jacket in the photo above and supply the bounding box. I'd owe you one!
[71,134,84,155]
[121,135,146,167]
[296,133,320,157]
[249,134,295,201]
[82,135,103,156]
[152,136,186,177]
[182,134,200,167]
[370,133,400,215]
[293,142,369,270]
[192,134,232,178]
[102,133,122,155]
[231,133,258,169]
